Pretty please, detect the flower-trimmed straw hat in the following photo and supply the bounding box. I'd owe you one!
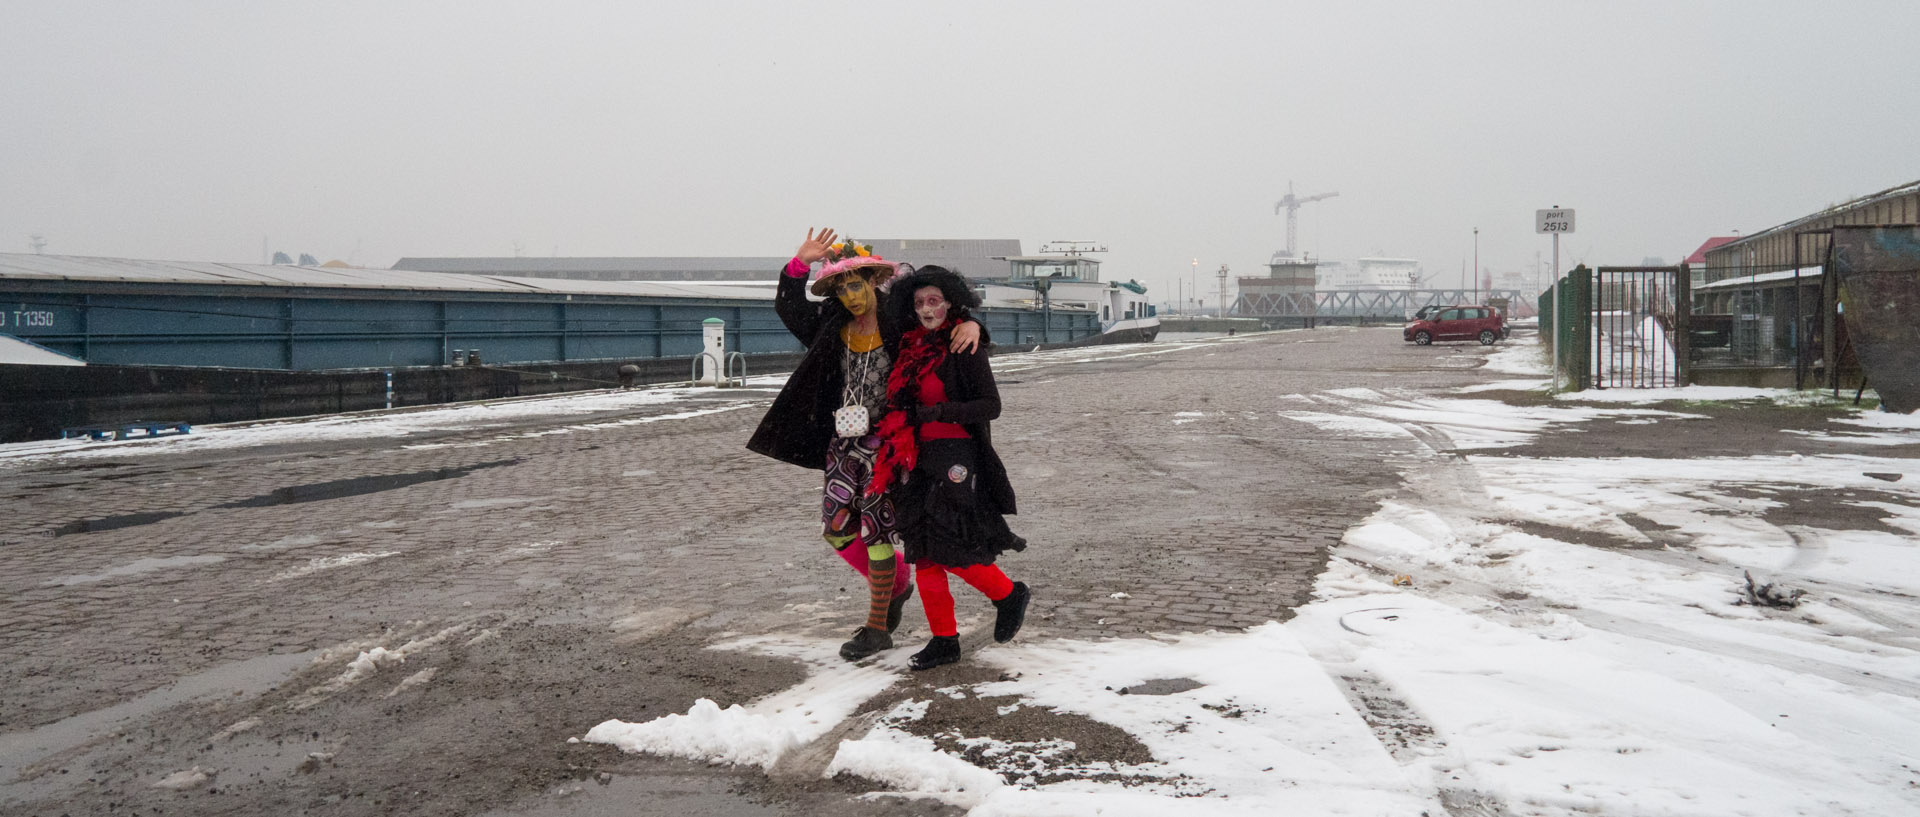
[809,239,902,297]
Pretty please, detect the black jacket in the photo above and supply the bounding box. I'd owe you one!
[746,271,868,469]
[911,337,1018,516]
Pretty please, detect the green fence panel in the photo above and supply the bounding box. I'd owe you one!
[1541,266,1592,391]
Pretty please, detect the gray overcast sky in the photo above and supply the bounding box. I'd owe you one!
[5,1,1918,300]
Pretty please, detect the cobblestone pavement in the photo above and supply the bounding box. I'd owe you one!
[0,326,1502,816]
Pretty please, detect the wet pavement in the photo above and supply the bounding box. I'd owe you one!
[0,326,1549,815]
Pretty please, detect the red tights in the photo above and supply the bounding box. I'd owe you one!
[916,563,1014,637]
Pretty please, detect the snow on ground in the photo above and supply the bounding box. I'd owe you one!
[587,381,1920,815]
[1559,384,1861,406]
[0,380,782,464]
[1481,339,1549,377]
[1283,387,1705,450]
[1465,334,1916,419]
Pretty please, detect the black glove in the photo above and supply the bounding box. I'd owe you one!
[910,402,945,424]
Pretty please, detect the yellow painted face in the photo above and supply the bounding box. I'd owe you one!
[834,275,876,317]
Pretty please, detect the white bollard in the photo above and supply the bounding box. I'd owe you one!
[700,318,726,385]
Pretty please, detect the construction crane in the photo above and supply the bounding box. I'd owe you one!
[1273,182,1338,260]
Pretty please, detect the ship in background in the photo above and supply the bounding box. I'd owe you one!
[1315,257,1422,290]
[974,241,1159,345]
[856,239,1159,346]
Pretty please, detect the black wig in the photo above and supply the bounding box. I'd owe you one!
[886,265,980,330]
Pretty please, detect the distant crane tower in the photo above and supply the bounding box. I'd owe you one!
[1273,182,1338,260]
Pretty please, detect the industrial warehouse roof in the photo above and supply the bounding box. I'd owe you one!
[0,253,776,301]
[1713,178,1920,254]
[396,256,785,272]
[392,256,786,280]
[1693,265,1823,291]
[394,242,1026,282]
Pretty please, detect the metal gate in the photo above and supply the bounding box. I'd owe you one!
[1592,266,1686,388]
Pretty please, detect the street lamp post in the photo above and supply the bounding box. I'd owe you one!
[1473,227,1479,304]
[1217,263,1229,318]
[1190,258,1198,314]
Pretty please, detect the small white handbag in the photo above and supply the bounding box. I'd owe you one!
[833,405,869,438]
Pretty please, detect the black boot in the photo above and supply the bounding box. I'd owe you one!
[909,636,961,671]
[839,626,892,661]
[885,583,915,634]
[992,582,1030,643]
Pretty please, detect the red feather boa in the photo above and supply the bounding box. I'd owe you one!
[866,321,952,497]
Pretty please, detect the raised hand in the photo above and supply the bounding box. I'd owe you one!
[796,227,838,265]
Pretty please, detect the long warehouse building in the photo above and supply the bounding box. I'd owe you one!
[0,253,1097,441]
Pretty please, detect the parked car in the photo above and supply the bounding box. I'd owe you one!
[1404,305,1507,345]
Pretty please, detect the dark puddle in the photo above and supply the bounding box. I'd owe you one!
[49,459,520,537]
[51,511,188,536]
[1118,678,1205,696]
[214,458,520,509]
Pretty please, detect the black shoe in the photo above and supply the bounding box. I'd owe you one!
[992,582,1030,643]
[885,583,915,634]
[908,636,961,671]
[839,626,892,661]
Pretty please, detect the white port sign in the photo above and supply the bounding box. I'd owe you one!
[1536,208,1576,234]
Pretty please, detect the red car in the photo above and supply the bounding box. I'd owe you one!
[1404,305,1507,345]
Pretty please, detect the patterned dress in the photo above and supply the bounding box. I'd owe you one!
[821,345,898,547]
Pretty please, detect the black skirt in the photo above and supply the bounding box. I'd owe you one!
[898,438,1027,568]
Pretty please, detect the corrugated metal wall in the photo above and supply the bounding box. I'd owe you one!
[1,285,1097,371]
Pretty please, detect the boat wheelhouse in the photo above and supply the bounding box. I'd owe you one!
[975,243,1160,344]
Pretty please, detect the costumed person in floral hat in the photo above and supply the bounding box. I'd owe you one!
[747,228,981,661]
[868,265,1030,671]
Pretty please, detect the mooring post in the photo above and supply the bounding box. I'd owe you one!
[700,318,726,386]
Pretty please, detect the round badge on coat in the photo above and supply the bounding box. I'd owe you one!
[947,464,969,483]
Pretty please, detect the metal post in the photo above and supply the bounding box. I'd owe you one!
[1042,285,1051,343]
[1473,227,1479,304]
[1822,238,1838,391]
[1676,262,1691,387]
[1552,233,1561,391]
[1216,264,1228,318]
[1792,237,1803,390]
[1190,259,1198,315]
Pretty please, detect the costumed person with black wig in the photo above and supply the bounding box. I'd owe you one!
[868,265,1031,671]
[747,229,980,661]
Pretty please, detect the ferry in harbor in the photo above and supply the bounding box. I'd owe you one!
[975,241,1161,345]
